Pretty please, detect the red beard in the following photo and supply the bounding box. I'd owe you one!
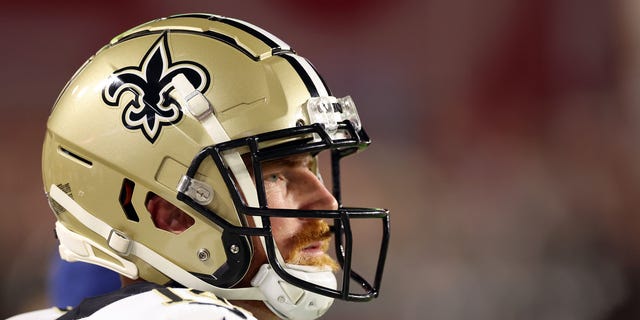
[283,220,339,271]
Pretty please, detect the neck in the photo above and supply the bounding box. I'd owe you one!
[120,275,146,287]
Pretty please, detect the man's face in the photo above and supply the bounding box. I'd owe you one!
[255,153,339,270]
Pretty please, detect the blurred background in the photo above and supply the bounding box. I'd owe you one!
[3,0,640,319]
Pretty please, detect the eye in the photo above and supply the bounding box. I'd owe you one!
[264,173,281,183]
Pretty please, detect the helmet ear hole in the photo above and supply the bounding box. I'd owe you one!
[145,192,195,234]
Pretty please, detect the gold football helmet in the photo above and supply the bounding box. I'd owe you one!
[43,13,389,320]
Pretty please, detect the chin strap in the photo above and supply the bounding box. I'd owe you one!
[49,184,264,300]
[50,178,336,320]
[49,75,337,319]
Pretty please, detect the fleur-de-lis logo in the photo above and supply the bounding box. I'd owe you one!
[102,33,210,143]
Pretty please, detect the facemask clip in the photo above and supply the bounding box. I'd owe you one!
[177,175,214,206]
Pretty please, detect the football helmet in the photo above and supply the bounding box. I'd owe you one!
[43,13,389,320]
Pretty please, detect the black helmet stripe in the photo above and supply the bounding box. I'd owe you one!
[166,13,291,54]
[217,17,290,52]
[278,53,331,97]
[158,14,332,98]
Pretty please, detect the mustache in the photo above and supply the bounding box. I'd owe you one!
[289,220,332,246]
[285,220,339,271]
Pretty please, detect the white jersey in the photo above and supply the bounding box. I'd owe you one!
[5,308,67,320]
[7,283,256,320]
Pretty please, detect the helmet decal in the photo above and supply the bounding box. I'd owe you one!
[102,33,211,143]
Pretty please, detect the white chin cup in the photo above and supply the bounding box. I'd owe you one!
[251,264,337,320]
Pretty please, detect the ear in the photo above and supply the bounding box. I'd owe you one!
[146,194,195,234]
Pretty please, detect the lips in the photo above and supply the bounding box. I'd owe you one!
[300,240,327,256]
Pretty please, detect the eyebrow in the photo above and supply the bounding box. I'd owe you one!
[261,154,312,170]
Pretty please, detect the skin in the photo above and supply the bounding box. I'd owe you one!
[137,152,339,319]
[253,153,339,270]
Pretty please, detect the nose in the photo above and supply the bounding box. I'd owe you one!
[296,169,339,211]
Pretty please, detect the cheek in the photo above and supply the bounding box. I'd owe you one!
[270,217,301,244]
[264,184,288,209]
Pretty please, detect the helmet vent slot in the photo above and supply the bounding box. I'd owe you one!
[58,146,93,167]
[119,179,139,222]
